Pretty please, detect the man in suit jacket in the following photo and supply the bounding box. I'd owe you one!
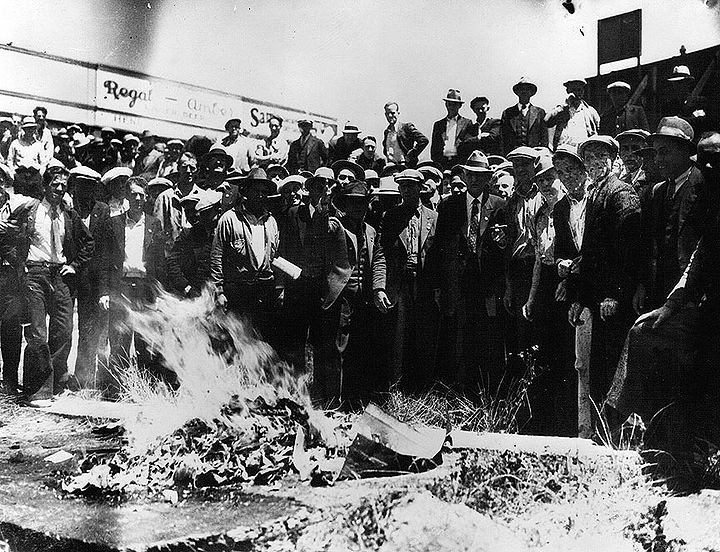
[382,102,429,168]
[431,89,473,170]
[68,166,112,390]
[107,180,166,395]
[312,180,376,407]
[457,96,502,159]
[428,151,508,392]
[569,136,641,405]
[22,162,94,404]
[287,119,328,174]
[501,79,549,155]
[372,169,438,391]
[599,81,650,137]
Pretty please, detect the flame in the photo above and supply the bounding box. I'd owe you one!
[118,285,312,451]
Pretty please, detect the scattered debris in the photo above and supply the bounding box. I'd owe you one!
[44,450,74,464]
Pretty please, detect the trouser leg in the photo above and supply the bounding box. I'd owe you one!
[23,267,52,400]
[47,270,74,393]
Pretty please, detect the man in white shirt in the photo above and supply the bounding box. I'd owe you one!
[33,106,54,167]
[431,89,472,170]
[382,102,429,168]
[107,181,167,397]
[22,162,93,404]
[545,79,600,150]
[219,118,256,176]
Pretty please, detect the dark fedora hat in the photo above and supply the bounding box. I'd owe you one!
[331,159,365,182]
[512,78,538,97]
[239,167,278,197]
[443,89,464,103]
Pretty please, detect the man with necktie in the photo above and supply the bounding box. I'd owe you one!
[500,79,548,154]
[382,102,428,169]
[431,89,472,170]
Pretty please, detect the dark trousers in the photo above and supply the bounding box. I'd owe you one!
[0,266,23,394]
[225,280,277,347]
[23,263,74,400]
[311,290,372,408]
[277,277,315,371]
[525,264,577,436]
[382,270,438,393]
[438,259,504,394]
[589,302,635,404]
[507,257,536,355]
[74,289,109,389]
[108,278,167,397]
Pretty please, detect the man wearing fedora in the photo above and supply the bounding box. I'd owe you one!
[372,169,438,392]
[211,167,281,343]
[431,89,472,171]
[501,79,548,155]
[382,102,428,169]
[365,174,402,231]
[197,146,241,211]
[331,123,363,164]
[599,81,650,137]
[312,176,376,407]
[220,118,256,176]
[545,79,600,151]
[457,96,503,160]
[607,131,719,478]
[568,135,641,406]
[429,150,508,392]
[288,119,328,175]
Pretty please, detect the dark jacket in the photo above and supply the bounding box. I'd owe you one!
[317,216,375,310]
[331,136,363,163]
[287,135,328,174]
[575,174,642,308]
[108,212,165,291]
[382,122,429,168]
[640,166,703,306]
[552,195,581,297]
[26,201,94,273]
[457,118,502,158]
[77,201,111,298]
[166,224,214,294]
[430,116,472,164]
[599,104,650,137]
[428,192,507,317]
[372,203,438,306]
[500,104,548,154]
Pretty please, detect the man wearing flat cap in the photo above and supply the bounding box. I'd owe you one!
[312,178,376,406]
[545,79,600,151]
[287,119,328,175]
[457,96,502,160]
[68,166,112,390]
[211,168,281,343]
[220,118,256,176]
[503,146,543,354]
[382,102,429,169]
[616,129,651,192]
[568,135,641,406]
[501,79,548,155]
[372,169,438,392]
[119,134,141,171]
[599,81,650,137]
[431,89,472,171]
[429,150,508,392]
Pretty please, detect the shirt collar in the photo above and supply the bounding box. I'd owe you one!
[238,205,270,223]
[673,166,692,186]
[446,114,459,122]
[518,102,531,111]
[126,212,145,228]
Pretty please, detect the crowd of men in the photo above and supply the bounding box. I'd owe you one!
[0,65,718,477]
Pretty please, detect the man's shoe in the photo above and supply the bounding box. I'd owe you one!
[27,398,53,408]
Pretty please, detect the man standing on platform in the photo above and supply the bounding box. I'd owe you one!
[501,79,548,154]
[431,89,472,170]
[382,102,428,169]
[458,96,502,159]
[545,79,600,150]
[220,118,256,176]
[599,81,650,137]
[287,119,328,175]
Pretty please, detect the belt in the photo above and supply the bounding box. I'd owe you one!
[26,261,63,268]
